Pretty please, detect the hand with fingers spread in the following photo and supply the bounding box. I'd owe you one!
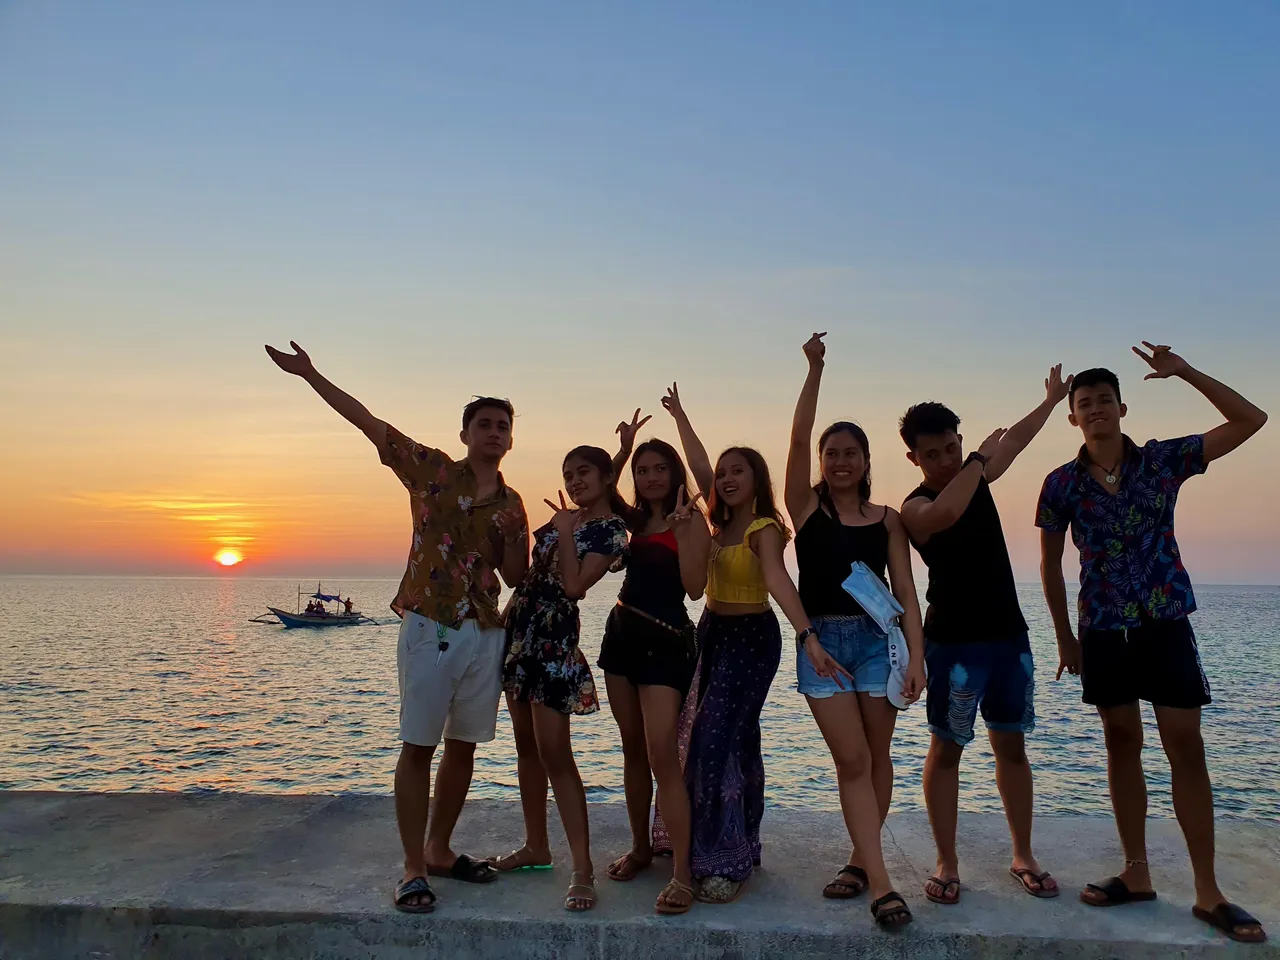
[1044,363,1074,406]
[665,484,705,539]
[544,492,580,538]
[494,508,527,545]
[903,658,926,704]
[803,633,855,691]
[978,427,1007,460]
[661,382,686,420]
[265,341,315,377]
[615,408,652,452]
[1132,341,1190,380]
[803,331,828,367]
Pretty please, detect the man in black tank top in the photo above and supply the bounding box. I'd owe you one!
[898,367,1072,906]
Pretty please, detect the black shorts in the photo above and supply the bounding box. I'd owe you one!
[1080,617,1211,709]
[597,605,697,696]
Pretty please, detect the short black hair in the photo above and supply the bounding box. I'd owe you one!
[899,402,961,450]
[462,396,515,430]
[1069,368,1121,410]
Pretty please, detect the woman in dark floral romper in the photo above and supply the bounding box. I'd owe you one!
[493,445,629,912]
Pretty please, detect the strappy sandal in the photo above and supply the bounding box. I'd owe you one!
[1192,902,1267,943]
[564,871,596,911]
[823,864,869,899]
[488,848,553,873]
[606,850,652,882]
[1009,866,1059,899]
[655,878,696,915]
[924,875,961,905]
[392,876,436,914]
[871,890,913,928]
[1080,876,1157,907]
[428,853,498,884]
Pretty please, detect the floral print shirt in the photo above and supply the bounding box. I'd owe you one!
[379,424,526,630]
[1035,435,1206,633]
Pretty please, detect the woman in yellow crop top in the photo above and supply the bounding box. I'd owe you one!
[661,382,817,905]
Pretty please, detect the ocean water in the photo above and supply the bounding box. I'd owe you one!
[1,575,1277,820]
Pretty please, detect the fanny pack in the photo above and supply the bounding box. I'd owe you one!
[841,561,918,711]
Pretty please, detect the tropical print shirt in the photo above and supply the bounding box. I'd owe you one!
[379,425,526,630]
[1036,434,1206,633]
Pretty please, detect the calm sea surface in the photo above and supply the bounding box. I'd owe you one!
[2,576,1277,820]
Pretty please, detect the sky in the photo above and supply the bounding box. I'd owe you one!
[2,2,1278,583]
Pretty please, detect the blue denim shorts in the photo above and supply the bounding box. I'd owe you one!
[924,633,1035,746]
[796,615,890,698]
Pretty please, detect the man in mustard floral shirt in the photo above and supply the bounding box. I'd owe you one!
[268,341,529,913]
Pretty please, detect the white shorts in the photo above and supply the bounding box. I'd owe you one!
[397,612,505,747]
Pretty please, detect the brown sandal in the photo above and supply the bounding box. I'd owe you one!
[823,865,869,899]
[606,850,652,882]
[925,875,961,905]
[655,878,696,915]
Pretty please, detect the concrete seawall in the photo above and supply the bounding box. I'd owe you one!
[1,792,1274,958]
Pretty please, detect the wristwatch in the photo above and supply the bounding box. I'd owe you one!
[796,627,818,644]
[964,451,988,470]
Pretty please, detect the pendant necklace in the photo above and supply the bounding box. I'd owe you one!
[1100,461,1122,485]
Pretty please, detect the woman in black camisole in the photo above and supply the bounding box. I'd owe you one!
[599,426,711,916]
[784,333,927,928]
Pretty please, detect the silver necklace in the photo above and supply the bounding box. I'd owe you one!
[1100,461,1122,485]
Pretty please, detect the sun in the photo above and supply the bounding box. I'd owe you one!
[214,549,243,567]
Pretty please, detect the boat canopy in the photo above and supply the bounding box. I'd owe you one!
[311,592,343,602]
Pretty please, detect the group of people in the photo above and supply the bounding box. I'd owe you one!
[266,334,1267,943]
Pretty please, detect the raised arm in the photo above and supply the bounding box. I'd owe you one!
[900,428,1005,543]
[1039,528,1080,681]
[667,485,711,600]
[785,333,826,527]
[662,383,714,499]
[612,408,652,477]
[984,365,1073,483]
[1133,342,1268,463]
[266,341,387,447]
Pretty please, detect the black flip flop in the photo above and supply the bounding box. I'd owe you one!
[1081,876,1157,907]
[1192,903,1267,943]
[871,890,913,928]
[428,853,498,884]
[823,865,869,899]
[393,875,436,913]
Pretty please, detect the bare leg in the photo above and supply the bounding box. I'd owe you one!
[423,738,475,869]
[531,702,594,906]
[495,695,551,869]
[1081,703,1153,902]
[394,741,435,906]
[848,692,897,870]
[989,730,1057,895]
[923,734,963,901]
[808,693,897,902]
[640,684,694,909]
[604,672,653,879]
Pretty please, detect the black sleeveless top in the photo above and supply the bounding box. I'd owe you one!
[904,478,1027,644]
[617,529,690,628]
[795,504,891,618]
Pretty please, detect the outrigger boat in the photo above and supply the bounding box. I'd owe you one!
[250,583,376,628]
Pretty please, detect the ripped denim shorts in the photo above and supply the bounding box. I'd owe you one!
[924,633,1035,746]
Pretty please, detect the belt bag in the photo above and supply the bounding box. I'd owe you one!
[841,561,917,712]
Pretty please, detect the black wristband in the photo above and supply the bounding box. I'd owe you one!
[964,451,988,469]
[796,627,818,644]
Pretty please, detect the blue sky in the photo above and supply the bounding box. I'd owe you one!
[2,2,1277,580]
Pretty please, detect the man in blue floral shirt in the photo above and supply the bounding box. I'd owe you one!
[1037,342,1268,943]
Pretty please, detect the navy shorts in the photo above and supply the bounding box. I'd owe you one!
[925,633,1035,746]
[1080,616,1211,709]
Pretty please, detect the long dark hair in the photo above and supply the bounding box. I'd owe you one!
[707,446,788,535]
[815,420,872,518]
[629,438,689,531]
[563,445,632,519]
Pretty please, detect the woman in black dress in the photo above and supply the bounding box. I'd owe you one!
[493,445,629,912]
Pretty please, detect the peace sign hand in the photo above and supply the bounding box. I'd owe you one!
[803,331,827,367]
[1044,363,1073,405]
[615,408,652,451]
[665,484,705,538]
[1132,341,1189,380]
[803,633,855,691]
[661,382,685,420]
[543,492,580,537]
[265,341,315,377]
